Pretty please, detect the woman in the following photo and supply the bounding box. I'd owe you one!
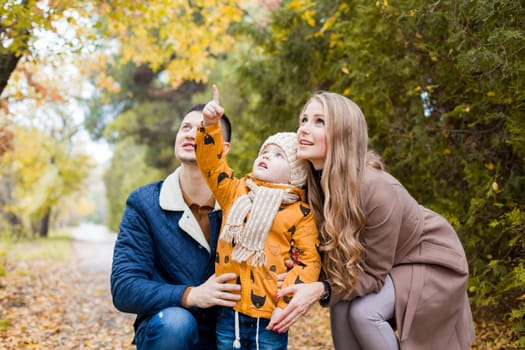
[267,91,475,350]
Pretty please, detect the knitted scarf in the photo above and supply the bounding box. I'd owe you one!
[221,178,300,266]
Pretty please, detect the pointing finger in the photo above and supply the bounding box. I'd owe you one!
[212,84,220,104]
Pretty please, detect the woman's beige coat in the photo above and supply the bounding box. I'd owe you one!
[330,167,475,350]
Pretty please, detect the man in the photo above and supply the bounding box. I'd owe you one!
[111,104,241,350]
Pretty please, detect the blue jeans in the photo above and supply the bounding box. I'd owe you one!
[216,307,288,350]
[135,306,216,350]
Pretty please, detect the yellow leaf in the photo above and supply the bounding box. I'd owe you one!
[302,10,316,27]
[329,33,341,48]
[288,0,301,10]
[487,91,495,97]
[306,16,315,26]
[485,162,494,170]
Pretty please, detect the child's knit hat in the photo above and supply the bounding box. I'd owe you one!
[259,132,308,188]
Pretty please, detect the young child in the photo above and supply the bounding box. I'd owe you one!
[195,85,321,350]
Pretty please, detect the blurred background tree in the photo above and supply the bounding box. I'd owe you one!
[0,125,93,237]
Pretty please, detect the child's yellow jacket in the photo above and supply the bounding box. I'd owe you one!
[196,123,321,319]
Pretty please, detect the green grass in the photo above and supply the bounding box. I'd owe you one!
[0,318,10,333]
[0,250,6,276]
[0,229,73,276]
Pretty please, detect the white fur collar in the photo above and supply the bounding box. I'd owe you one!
[159,167,221,211]
[158,167,220,252]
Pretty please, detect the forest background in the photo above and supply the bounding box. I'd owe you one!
[1,0,524,348]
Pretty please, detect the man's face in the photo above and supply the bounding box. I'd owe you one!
[174,111,203,164]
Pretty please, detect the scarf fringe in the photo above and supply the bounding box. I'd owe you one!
[221,224,242,243]
[250,250,267,267]
[232,246,267,267]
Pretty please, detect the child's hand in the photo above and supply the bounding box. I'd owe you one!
[202,84,224,126]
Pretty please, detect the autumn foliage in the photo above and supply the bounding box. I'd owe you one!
[0,0,523,348]
[0,125,14,157]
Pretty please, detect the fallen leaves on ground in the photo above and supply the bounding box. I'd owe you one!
[0,239,336,350]
[0,240,518,349]
[289,303,333,349]
[0,255,334,350]
[0,258,135,350]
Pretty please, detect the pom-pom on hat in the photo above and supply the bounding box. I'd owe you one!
[259,132,308,188]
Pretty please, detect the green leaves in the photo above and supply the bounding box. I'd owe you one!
[233,1,524,346]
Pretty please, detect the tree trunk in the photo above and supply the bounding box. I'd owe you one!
[39,208,51,238]
[0,51,22,96]
[0,0,30,96]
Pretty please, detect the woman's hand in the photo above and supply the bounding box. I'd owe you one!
[266,281,325,333]
[202,84,224,126]
[269,307,285,332]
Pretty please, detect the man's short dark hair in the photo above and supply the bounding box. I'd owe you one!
[183,104,232,142]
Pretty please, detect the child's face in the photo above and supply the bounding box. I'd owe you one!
[252,144,291,185]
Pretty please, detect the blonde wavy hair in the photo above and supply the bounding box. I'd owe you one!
[300,91,383,298]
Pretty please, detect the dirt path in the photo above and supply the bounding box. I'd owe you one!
[67,224,137,348]
[0,224,136,350]
[70,223,117,272]
[0,224,333,349]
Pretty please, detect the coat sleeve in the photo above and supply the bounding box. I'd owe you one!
[195,123,240,210]
[331,175,403,304]
[279,204,321,309]
[110,189,188,315]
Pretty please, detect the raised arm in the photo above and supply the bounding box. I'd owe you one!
[195,85,239,208]
[202,84,224,126]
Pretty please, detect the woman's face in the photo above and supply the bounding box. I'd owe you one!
[297,99,327,169]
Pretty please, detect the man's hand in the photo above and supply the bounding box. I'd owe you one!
[202,84,224,126]
[185,273,241,309]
